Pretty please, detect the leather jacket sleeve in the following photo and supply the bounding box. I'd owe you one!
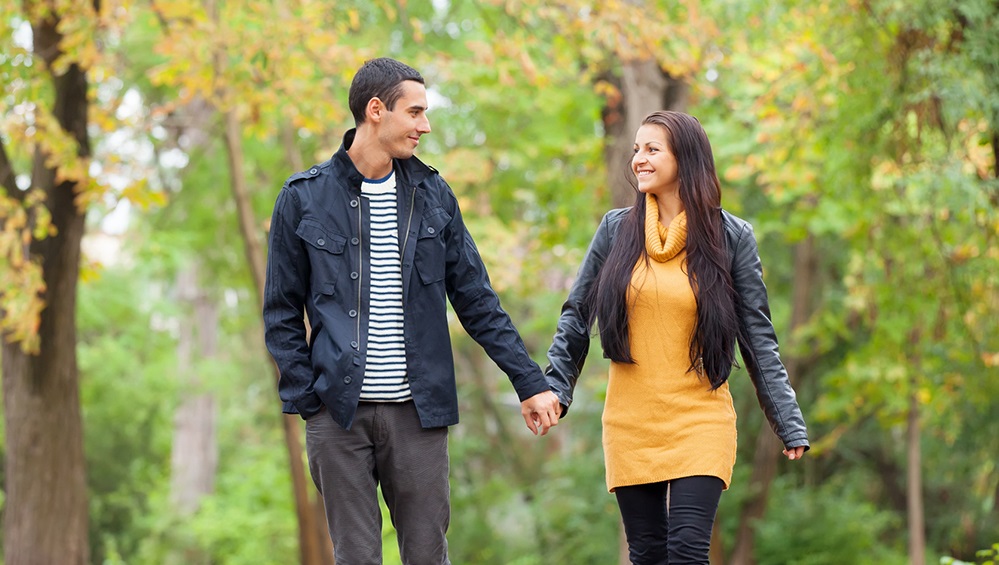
[728,218,810,450]
[544,210,623,415]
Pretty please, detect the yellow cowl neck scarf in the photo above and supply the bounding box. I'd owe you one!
[644,193,687,262]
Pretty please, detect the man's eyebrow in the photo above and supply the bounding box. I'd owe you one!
[406,104,428,112]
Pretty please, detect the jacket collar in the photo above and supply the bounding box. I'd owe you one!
[333,128,436,188]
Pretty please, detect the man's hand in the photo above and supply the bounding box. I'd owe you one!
[521,390,561,436]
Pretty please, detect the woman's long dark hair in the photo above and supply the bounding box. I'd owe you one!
[586,111,739,389]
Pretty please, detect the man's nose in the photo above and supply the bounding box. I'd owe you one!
[419,116,431,134]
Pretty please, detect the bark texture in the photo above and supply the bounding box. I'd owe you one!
[2,8,92,565]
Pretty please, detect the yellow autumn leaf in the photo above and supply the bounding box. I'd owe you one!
[79,259,103,283]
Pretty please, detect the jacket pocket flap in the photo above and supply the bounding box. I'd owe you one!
[417,208,452,239]
[415,257,444,285]
[296,220,346,254]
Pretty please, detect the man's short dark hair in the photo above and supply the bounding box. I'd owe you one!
[348,58,425,125]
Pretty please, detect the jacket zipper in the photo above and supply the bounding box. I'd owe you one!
[356,195,363,346]
[402,185,416,258]
[400,186,416,350]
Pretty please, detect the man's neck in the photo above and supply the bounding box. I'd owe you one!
[347,127,393,179]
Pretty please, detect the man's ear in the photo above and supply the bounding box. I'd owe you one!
[366,97,385,123]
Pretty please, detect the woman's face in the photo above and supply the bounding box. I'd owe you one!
[632,124,679,197]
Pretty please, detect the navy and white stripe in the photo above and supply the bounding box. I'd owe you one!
[359,172,411,402]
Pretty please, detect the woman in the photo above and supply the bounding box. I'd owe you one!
[545,111,809,564]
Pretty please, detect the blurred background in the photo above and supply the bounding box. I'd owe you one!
[1,1,997,564]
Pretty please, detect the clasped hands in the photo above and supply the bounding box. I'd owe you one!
[520,390,562,436]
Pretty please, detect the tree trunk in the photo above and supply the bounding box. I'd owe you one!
[170,395,217,508]
[906,349,926,565]
[729,235,817,565]
[603,58,689,208]
[710,518,726,564]
[170,276,218,565]
[204,0,332,559]
[1,9,91,564]
[170,266,219,523]
[218,100,333,565]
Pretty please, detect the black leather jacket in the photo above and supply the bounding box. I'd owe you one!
[263,129,549,430]
[545,207,809,450]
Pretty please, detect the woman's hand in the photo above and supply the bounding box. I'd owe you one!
[782,446,806,460]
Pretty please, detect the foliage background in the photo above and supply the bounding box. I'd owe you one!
[1,0,997,564]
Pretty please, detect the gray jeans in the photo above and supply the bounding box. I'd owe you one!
[305,401,451,565]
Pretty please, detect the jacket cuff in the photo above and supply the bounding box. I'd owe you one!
[513,373,551,402]
[783,437,810,451]
[552,389,572,417]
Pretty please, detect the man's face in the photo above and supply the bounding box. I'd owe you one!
[376,80,431,160]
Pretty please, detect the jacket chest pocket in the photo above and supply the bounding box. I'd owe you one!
[296,219,347,296]
[414,207,452,285]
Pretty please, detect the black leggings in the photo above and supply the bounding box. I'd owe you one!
[615,476,724,565]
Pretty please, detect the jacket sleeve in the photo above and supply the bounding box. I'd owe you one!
[262,187,323,419]
[543,212,614,416]
[730,222,809,450]
[440,187,550,402]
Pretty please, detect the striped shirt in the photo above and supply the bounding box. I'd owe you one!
[359,172,411,402]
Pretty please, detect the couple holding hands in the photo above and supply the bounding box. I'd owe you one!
[263,57,808,565]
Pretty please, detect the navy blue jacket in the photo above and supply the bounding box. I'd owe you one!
[263,129,549,430]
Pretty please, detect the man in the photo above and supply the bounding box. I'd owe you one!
[263,57,561,564]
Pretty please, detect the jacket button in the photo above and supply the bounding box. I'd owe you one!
[350,272,358,280]
[350,341,358,349]
[343,376,352,384]
[309,168,318,174]
[350,199,359,208]
[351,237,359,245]
[349,309,357,318]
[317,238,325,246]
[427,227,435,234]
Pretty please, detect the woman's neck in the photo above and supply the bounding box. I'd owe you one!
[655,190,684,226]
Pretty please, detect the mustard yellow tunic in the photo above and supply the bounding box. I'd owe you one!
[602,195,738,492]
